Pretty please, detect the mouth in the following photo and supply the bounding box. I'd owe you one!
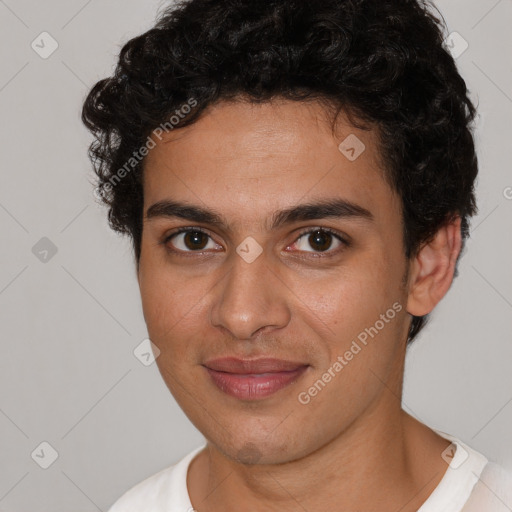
[202,357,310,400]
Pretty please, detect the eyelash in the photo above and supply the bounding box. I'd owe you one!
[161,226,350,258]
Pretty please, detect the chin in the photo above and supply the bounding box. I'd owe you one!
[206,428,307,466]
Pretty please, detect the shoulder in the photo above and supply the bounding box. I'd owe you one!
[480,461,512,497]
[429,429,512,510]
[107,464,178,512]
[107,444,206,512]
[463,461,512,510]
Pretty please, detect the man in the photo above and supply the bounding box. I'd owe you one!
[82,0,512,510]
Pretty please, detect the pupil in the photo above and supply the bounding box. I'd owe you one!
[310,230,331,252]
[185,231,207,250]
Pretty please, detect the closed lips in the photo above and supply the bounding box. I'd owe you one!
[203,357,309,374]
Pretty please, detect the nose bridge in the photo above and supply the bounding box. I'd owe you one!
[210,247,290,340]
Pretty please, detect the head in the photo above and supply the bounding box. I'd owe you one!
[82,0,478,464]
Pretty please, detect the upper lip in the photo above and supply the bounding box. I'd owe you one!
[203,357,308,374]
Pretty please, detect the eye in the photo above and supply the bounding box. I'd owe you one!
[289,228,348,254]
[162,226,349,257]
[163,228,220,253]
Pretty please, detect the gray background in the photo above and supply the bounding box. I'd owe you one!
[0,0,511,510]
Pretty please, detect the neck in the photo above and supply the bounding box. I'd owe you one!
[188,399,452,512]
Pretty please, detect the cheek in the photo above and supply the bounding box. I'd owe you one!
[138,252,187,340]
[295,255,399,321]
[137,254,215,367]
[140,277,200,342]
[293,251,406,358]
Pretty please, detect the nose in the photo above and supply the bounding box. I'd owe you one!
[210,248,291,341]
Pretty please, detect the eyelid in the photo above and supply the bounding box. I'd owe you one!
[161,226,221,250]
[162,226,211,243]
[293,226,350,246]
[285,226,350,256]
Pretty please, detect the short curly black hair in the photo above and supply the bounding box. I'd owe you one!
[82,0,479,345]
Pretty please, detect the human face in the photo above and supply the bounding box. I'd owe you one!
[138,99,412,465]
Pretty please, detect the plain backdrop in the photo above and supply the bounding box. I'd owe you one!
[0,0,511,510]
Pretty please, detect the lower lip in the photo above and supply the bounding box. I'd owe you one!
[205,366,309,400]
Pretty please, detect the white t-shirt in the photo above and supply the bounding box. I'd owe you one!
[108,429,512,511]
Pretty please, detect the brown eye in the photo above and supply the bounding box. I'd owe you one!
[291,228,347,254]
[308,230,333,252]
[166,229,218,252]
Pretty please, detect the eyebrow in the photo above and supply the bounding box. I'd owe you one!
[145,198,374,230]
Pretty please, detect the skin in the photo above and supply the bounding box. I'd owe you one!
[138,99,462,512]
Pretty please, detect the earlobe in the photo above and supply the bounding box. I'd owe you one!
[406,217,462,317]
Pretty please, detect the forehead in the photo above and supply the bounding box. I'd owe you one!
[141,99,400,231]
[146,99,382,164]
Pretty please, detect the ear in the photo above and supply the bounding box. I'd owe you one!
[406,216,462,317]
